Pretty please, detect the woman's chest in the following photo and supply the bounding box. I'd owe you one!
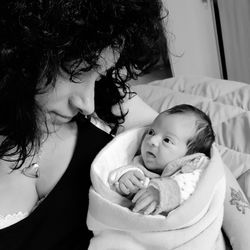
[35,125,77,199]
[0,167,38,216]
[0,124,77,215]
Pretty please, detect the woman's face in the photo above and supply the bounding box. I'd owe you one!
[35,48,119,129]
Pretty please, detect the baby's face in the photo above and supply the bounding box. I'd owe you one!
[141,112,196,173]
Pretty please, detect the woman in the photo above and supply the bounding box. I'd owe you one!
[0,0,249,249]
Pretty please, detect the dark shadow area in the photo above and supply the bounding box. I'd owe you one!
[129,33,172,85]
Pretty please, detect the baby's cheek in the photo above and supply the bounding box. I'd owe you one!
[140,141,147,155]
[158,152,170,167]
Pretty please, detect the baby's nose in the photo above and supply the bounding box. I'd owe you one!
[148,135,161,147]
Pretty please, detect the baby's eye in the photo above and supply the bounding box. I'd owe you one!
[147,128,155,136]
[163,138,172,144]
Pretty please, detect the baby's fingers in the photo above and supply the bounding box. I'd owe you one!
[143,201,157,215]
[119,183,130,195]
[133,195,152,213]
[130,175,145,189]
[134,171,145,181]
[132,189,147,203]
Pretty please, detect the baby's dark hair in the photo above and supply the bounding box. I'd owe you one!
[164,104,215,158]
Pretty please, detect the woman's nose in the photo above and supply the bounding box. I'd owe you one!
[69,82,95,116]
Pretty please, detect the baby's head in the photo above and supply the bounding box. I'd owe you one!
[141,104,215,173]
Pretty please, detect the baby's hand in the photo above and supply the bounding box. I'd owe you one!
[132,186,160,215]
[118,170,146,195]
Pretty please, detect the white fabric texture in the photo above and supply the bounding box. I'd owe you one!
[172,169,202,202]
[0,212,28,229]
[88,127,226,250]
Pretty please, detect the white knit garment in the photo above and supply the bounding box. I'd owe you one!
[0,212,28,229]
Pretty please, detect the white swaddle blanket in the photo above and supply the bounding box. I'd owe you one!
[87,127,226,250]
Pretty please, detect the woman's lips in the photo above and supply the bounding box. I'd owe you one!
[52,111,73,120]
[48,111,74,124]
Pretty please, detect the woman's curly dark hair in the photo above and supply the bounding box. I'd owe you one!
[0,0,167,168]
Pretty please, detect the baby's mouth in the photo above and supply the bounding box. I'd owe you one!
[146,151,156,158]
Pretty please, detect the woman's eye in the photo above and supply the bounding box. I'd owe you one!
[71,75,82,83]
[147,129,154,135]
[69,71,85,84]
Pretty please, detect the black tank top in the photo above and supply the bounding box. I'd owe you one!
[0,119,112,249]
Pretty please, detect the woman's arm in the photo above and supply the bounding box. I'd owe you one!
[223,165,250,250]
[116,94,158,133]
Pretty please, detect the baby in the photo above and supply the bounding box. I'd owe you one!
[109,104,215,215]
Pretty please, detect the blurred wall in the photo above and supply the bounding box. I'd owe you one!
[218,0,250,84]
[163,0,222,79]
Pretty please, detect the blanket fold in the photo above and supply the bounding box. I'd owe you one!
[87,127,226,250]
